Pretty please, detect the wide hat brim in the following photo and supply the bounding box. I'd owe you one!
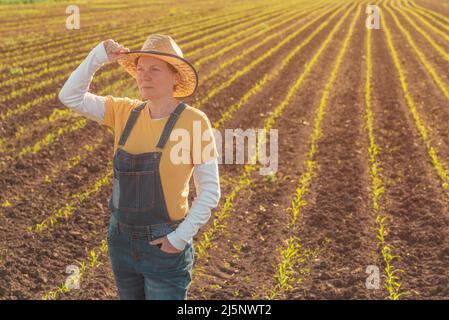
[117,50,198,98]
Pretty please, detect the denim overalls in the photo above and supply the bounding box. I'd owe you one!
[107,100,194,300]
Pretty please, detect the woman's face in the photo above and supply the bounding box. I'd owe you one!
[136,56,180,100]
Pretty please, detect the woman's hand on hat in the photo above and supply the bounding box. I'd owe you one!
[103,39,130,62]
[150,235,183,254]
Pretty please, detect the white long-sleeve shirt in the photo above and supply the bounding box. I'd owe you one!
[58,41,220,251]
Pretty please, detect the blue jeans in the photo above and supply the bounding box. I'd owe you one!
[107,215,194,300]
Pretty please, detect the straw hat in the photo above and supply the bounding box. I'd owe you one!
[117,34,198,98]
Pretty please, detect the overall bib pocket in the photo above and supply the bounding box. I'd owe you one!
[115,170,155,211]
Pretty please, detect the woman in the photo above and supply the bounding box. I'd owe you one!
[58,34,221,300]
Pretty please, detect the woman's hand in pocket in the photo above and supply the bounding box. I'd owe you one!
[150,235,183,254]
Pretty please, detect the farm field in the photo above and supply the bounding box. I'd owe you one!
[1,0,449,300]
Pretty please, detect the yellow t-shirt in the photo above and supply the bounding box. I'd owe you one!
[98,95,219,220]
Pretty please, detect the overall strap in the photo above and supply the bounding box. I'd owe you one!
[118,101,147,147]
[156,102,187,149]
